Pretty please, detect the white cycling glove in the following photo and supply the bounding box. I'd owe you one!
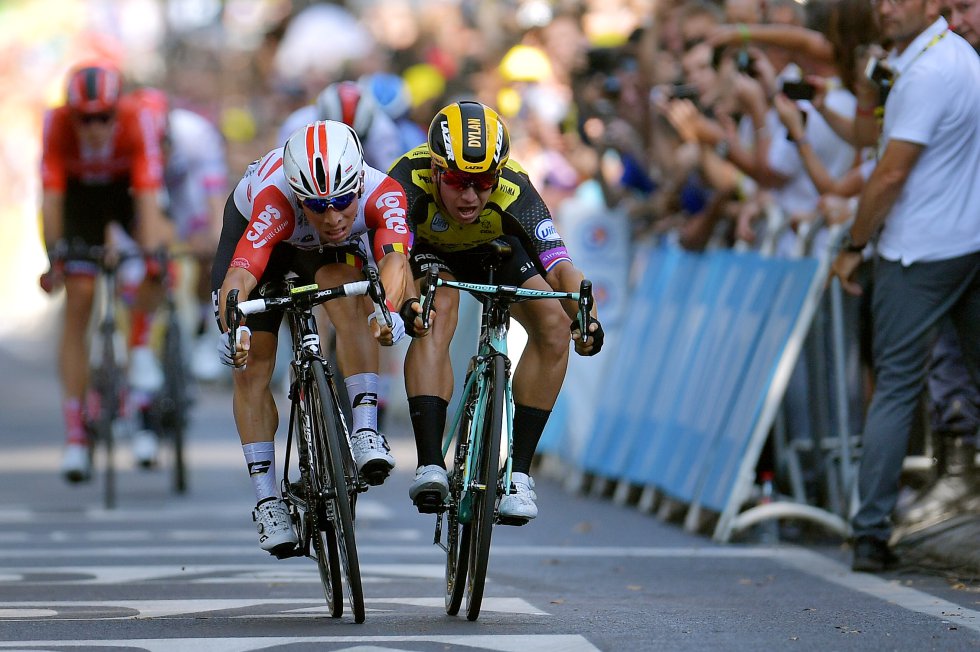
[369,309,405,344]
[217,326,252,368]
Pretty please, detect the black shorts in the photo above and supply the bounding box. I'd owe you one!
[408,235,539,286]
[60,179,136,272]
[211,195,367,334]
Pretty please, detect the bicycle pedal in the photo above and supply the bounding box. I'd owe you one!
[270,543,302,560]
[497,516,530,527]
[413,492,445,514]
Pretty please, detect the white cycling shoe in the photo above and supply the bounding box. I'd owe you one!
[252,497,298,558]
[132,430,159,469]
[128,346,164,393]
[498,472,538,523]
[409,464,449,513]
[350,429,395,486]
[61,443,91,483]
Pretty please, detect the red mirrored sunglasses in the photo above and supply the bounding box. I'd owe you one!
[439,169,498,192]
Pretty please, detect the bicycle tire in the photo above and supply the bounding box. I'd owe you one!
[97,326,120,510]
[464,354,505,621]
[310,360,365,623]
[296,370,343,616]
[160,315,188,493]
[445,366,481,615]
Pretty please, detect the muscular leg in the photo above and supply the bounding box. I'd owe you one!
[231,331,278,444]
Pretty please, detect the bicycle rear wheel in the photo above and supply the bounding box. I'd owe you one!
[309,360,365,623]
[464,354,505,621]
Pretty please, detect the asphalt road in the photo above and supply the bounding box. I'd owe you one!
[1,324,979,651]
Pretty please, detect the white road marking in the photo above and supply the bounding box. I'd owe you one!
[0,597,546,619]
[0,635,599,652]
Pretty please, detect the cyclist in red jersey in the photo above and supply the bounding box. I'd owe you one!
[212,120,426,556]
[40,62,173,482]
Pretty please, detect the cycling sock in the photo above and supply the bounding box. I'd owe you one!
[63,397,86,445]
[511,404,551,475]
[129,310,151,348]
[408,395,448,468]
[345,372,379,436]
[243,441,278,503]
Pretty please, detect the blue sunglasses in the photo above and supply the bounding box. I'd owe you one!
[302,192,357,213]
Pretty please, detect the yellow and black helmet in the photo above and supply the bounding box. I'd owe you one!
[427,101,510,174]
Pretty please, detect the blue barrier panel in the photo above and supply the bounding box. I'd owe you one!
[576,244,821,523]
[650,253,784,502]
[618,253,729,485]
[578,246,683,475]
[695,257,818,512]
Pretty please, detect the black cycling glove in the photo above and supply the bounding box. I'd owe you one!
[571,317,604,356]
[399,298,422,338]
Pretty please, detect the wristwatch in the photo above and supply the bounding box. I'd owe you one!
[840,232,866,253]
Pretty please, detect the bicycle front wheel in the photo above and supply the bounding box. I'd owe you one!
[309,360,365,623]
[464,353,505,621]
[95,327,122,510]
[445,369,477,615]
[160,314,189,493]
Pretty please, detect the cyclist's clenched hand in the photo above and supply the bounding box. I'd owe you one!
[399,298,435,339]
[218,326,251,369]
[571,317,605,356]
[370,310,405,346]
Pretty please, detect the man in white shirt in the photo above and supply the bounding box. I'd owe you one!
[829,0,980,573]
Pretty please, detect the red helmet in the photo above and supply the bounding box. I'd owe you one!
[66,64,122,114]
[315,81,377,139]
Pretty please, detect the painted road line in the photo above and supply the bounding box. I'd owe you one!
[0,635,599,652]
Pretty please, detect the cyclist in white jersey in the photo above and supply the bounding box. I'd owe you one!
[211,120,425,556]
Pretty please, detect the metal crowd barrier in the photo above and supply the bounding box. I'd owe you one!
[539,221,859,542]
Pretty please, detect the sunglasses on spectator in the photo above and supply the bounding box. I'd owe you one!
[302,192,357,213]
[77,112,115,125]
[439,169,498,192]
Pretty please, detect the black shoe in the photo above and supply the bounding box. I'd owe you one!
[852,535,899,573]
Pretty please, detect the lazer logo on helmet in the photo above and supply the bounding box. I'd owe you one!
[535,219,561,242]
[440,122,455,161]
[246,205,284,246]
[466,118,482,148]
[375,191,408,234]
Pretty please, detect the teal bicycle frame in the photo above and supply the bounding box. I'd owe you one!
[429,271,592,621]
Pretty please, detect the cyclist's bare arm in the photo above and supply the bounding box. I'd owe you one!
[545,260,602,356]
[41,190,65,249]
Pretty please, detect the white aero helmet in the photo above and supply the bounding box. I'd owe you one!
[315,80,377,140]
[282,120,364,199]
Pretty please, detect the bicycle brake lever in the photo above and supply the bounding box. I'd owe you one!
[364,267,393,328]
[420,266,439,330]
[578,280,593,345]
[225,289,240,344]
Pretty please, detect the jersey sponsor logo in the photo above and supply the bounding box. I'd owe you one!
[431,213,449,232]
[375,191,408,234]
[246,205,283,247]
[230,257,250,270]
[440,122,455,161]
[534,218,561,242]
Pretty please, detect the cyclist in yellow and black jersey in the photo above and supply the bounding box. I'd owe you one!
[391,147,564,273]
[388,100,604,523]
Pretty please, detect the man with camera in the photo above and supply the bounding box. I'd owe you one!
[829,0,980,573]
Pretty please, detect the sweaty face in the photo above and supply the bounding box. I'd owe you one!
[950,0,980,49]
[303,198,359,243]
[434,167,495,225]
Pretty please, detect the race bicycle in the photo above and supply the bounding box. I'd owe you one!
[226,267,392,624]
[423,240,594,621]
